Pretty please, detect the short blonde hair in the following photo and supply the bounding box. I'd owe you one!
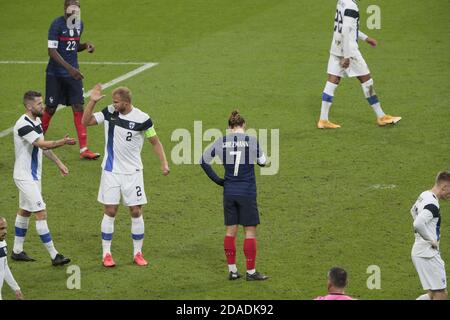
[112,87,132,103]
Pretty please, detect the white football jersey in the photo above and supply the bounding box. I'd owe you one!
[13,115,43,181]
[411,191,441,258]
[94,105,154,174]
[330,0,361,58]
[0,240,6,253]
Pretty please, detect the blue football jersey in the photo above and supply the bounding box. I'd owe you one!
[201,133,266,197]
[46,16,84,77]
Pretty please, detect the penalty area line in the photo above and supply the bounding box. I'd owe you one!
[0,62,158,138]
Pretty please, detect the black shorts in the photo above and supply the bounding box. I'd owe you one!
[223,195,260,226]
[45,74,84,107]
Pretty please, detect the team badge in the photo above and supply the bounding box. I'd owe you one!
[69,29,74,37]
[129,122,135,129]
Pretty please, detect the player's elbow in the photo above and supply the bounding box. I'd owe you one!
[149,136,160,146]
[39,144,50,151]
[81,117,90,127]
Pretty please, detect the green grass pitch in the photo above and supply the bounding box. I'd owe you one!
[0,0,449,299]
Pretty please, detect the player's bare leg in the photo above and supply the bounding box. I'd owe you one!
[101,205,118,267]
[11,209,35,262]
[129,205,148,266]
[429,289,448,300]
[41,105,57,134]
[357,74,402,126]
[318,74,341,129]
[225,225,240,280]
[244,226,268,281]
[73,104,100,160]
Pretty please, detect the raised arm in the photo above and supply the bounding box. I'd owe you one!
[82,83,105,127]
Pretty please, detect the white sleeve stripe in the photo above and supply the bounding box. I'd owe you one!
[48,40,58,48]
[93,112,104,125]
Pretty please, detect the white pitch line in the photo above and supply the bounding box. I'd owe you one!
[0,62,158,138]
[0,61,153,65]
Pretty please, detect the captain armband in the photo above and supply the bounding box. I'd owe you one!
[145,126,157,138]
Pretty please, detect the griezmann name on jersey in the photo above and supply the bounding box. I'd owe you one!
[201,133,266,197]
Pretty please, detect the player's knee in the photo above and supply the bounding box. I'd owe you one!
[327,74,341,85]
[35,210,47,220]
[72,104,84,113]
[129,206,142,218]
[244,226,257,239]
[226,226,238,237]
[104,208,117,217]
[358,74,372,84]
[18,209,31,217]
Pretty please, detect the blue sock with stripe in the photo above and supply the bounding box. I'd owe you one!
[320,81,338,120]
[13,214,29,254]
[131,216,145,256]
[361,79,385,118]
[101,214,115,258]
[36,220,58,259]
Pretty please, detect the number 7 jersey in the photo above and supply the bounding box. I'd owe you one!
[94,106,155,174]
[203,133,266,197]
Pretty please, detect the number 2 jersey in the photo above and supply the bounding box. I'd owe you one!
[46,16,84,77]
[200,132,266,197]
[411,190,441,258]
[330,0,366,58]
[94,106,156,174]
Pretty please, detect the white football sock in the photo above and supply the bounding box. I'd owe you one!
[361,79,385,118]
[101,214,115,258]
[36,220,58,259]
[131,216,145,256]
[13,215,29,254]
[228,264,238,273]
[320,81,338,120]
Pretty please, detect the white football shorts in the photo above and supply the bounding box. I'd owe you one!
[412,254,447,290]
[327,52,370,78]
[14,179,46,212]
[98,170,147,206]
